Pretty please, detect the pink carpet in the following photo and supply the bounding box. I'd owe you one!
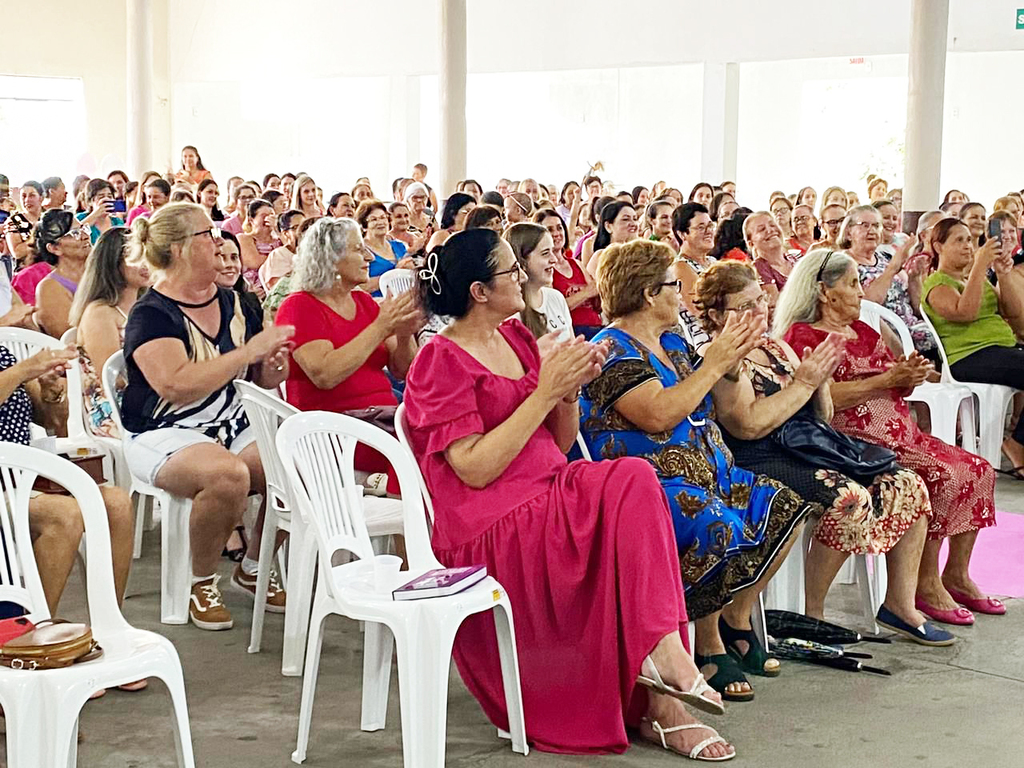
[938,511,1024,599]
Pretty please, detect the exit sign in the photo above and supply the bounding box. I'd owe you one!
[1018,9,1024,29]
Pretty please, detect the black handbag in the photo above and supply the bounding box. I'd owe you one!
[772,413,898,483]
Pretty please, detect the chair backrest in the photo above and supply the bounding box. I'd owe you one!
[59,327,77,346]
[858,300,915,356]
[235,379,300,518]
[276,412,439,581]
[101,350,129,439]
[57,327,92,443]
[394,403,436,523]
[916,307,958,384]
[0,444,128,634]
[378,268,416,299]
[0,327,62,363]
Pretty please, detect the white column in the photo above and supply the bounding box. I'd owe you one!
[438,0,467,200]
[700,62,740,185]
[126,0,154,178]
[903,0,949,229]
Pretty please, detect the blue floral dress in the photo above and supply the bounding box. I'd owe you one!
[580,327,812,618]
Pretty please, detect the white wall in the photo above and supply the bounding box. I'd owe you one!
[5,0,1024,206]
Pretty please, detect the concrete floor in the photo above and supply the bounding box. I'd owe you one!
[19,477,1024,767]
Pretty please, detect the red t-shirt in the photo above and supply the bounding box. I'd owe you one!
[276,290,397,413]
[551,256,602,327]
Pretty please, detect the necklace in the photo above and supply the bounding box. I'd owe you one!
[167,291,219,309]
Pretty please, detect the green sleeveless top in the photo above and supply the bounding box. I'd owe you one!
[922,270,1016,366]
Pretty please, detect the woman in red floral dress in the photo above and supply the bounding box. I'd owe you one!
[776,249,1001,630]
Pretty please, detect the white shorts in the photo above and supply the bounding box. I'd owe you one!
[125,427,256,487]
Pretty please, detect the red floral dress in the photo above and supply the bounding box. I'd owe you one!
[785,321,996,540]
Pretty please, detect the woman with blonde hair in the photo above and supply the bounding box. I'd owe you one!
[291,174,323,219]
[121,202,294,630]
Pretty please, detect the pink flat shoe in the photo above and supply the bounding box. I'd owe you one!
[915,596,974,626]
[945,586,1006,616]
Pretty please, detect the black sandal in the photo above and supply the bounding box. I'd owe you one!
[222,525,247,563]
[719,616,780,677]
[693,652,754,702]
[995,466,1024,481]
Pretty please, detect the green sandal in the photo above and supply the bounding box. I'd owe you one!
[719,616,780,678]
[693,653,754,702]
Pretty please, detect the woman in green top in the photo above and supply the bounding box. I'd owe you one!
[923,216,1024,470]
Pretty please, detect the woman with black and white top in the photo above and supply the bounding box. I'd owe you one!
[506,223,572,341]
[122,202,294,631]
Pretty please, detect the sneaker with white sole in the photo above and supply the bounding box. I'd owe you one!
[231,564,286,613]
[190,575,234,630]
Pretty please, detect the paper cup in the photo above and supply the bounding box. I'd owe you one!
[373,554,403,594]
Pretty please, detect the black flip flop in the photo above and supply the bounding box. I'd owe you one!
[995,466,1024,480]
[693,653,755,702]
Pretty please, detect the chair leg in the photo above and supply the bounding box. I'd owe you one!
[282,526,318,677]
[248,509,281,654]
[161,666,198,768]
[393,620,459,768]
[132,492,149,560]
[361,621,395,731]
[1,689,46,767]
[292,588,328,764]
[492,602,528,756]
[161,495,192,625]
[855,555,885,634]
[959,397,978,453]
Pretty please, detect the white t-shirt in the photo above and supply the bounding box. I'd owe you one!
[538,286,572,340]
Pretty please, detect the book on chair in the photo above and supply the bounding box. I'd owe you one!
[392,565,487,600]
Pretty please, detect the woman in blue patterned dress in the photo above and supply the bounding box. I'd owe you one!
[581,239,813,702]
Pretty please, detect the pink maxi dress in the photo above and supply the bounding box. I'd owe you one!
[403,319,689,755]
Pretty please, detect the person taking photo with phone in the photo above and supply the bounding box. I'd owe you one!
[76,179,124,245]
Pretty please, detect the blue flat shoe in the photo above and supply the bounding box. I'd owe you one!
[876,606,955,647]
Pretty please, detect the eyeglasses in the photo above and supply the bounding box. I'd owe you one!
[724,293,768,313]
[62,227,91,241]
[193,227,223,241]
[823,218,845,227]
[793,215,814,225]
[655,279,682,293]
[690,223,715,235]
[851,221,882,231]
[491,264,524,282]
[366,215,389,225]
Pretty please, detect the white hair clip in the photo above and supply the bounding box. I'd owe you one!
[419,251,442,295]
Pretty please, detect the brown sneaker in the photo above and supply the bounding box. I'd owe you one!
[231,564,286,613]
[189,575,234,630]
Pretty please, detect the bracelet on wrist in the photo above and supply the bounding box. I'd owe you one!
[562,389,581,404]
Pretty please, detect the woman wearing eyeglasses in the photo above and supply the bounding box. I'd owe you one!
[581,240,812,703]
[32,210,92,338]
[695,261,934,632]
[121,203,295,631]
[777,249,997,638]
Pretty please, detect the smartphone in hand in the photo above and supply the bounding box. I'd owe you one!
[987,218,1002,245]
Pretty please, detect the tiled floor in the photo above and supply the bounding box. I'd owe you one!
[19,478,1024,767]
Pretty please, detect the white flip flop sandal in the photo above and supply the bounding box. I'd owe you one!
[645,718,736,762]
[637,655,725,716]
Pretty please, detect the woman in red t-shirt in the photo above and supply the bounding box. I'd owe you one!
[276,217,421,493]
[535,209,603,338]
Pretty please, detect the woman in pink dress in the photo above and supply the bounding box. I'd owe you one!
[403,229,735,761]
[776,249,1000,635]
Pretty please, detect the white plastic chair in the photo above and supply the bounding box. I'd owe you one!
[0,444,195,767]
[0,326,100,457]
[858,300,976,450]
[277,411,528,767]
[378,268,416,298]
[919,308,1018,467]
[102,350,194,623]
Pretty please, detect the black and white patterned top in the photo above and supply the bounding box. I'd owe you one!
[0,346,32,446]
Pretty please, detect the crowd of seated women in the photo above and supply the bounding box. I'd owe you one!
[2,151,1024,762]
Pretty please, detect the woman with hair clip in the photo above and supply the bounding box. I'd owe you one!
[71,226,152,438]
[404,229,735,760]
[506,223,572,341]
[175,145,211,186]
[33,210,91,338]
[584,200,638,277]
[426,192,476,252]
[502,191,532,226]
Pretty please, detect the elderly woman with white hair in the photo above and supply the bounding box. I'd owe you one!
[403,181,436,242]
[275,217,422,495]
[776,248,998,638]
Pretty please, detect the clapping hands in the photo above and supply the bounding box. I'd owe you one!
[536,333,609,403]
